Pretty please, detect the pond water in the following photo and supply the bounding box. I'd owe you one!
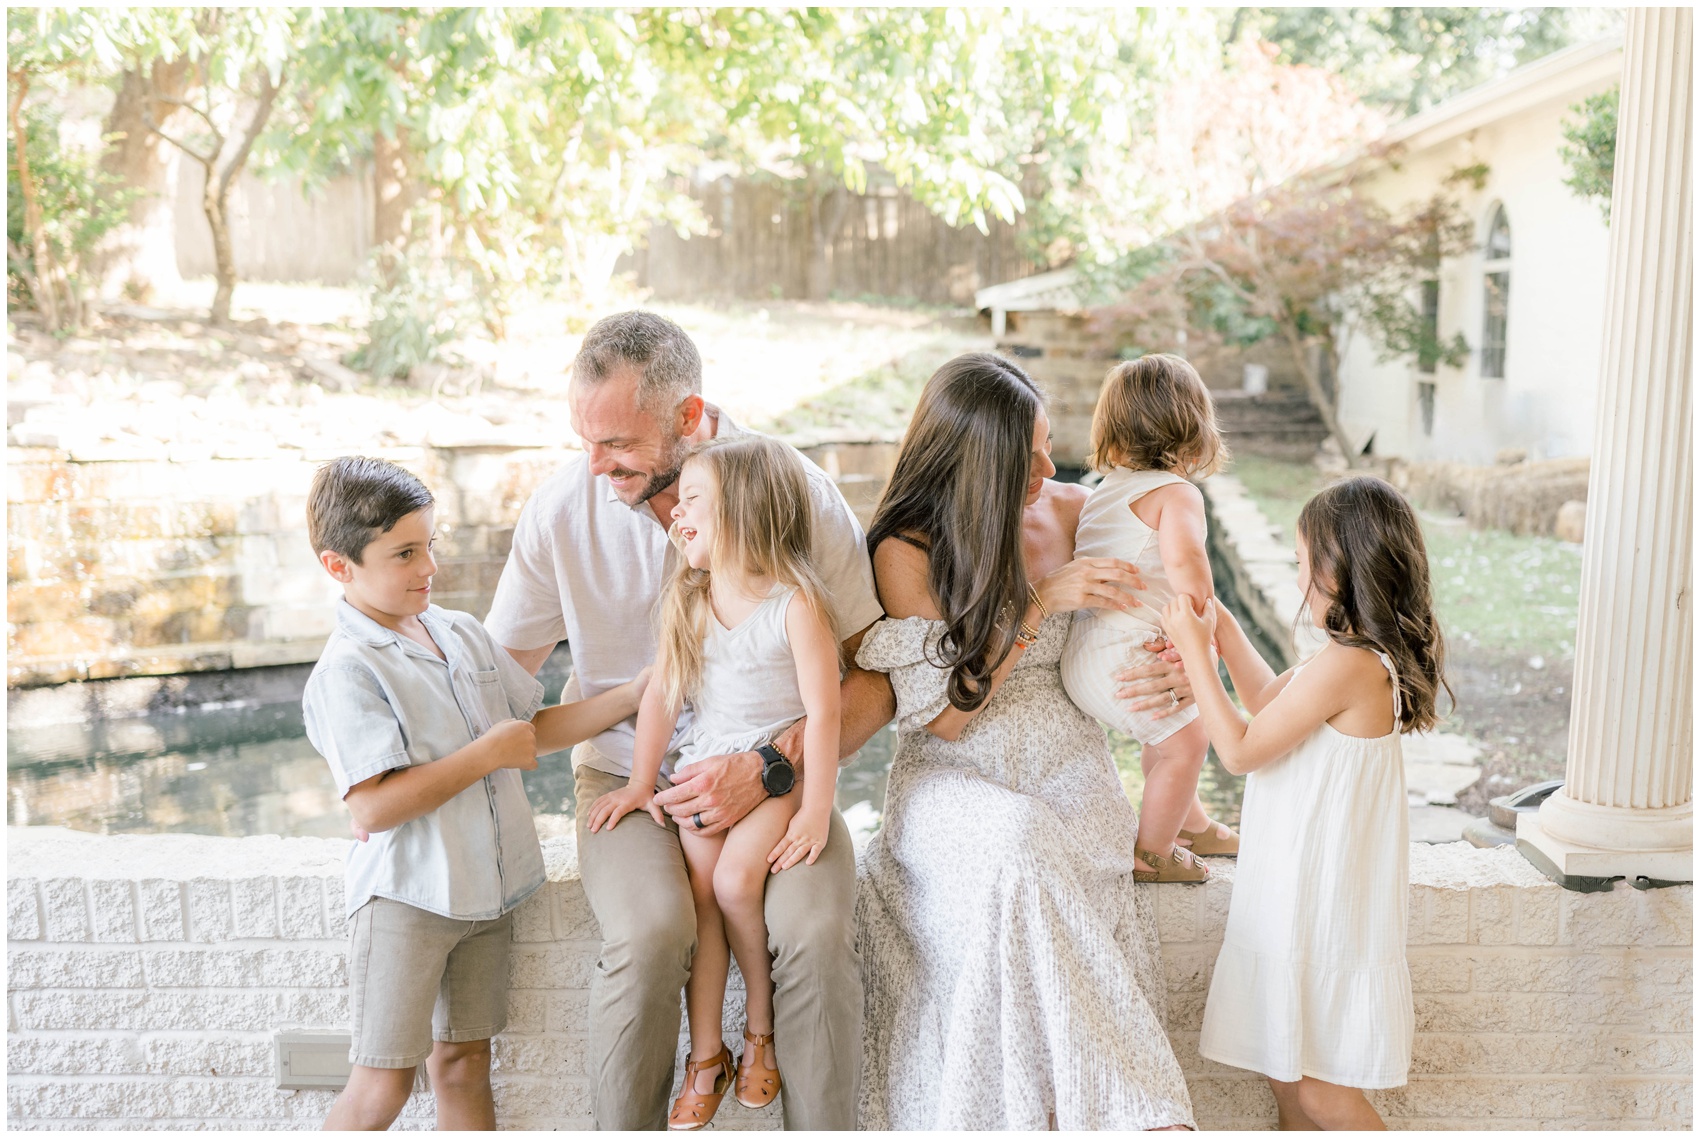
[6,644,1246,840]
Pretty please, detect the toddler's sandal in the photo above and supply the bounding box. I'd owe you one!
[735,1029,782,1109]
[1177,820,1240,857]
[668,1045,735,1131]
[1133,844,1210,884]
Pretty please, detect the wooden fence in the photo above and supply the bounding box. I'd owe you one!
[171,160,1043,303]
[628,175,1044,305]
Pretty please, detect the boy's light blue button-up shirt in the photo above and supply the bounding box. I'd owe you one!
[303,600,546,920]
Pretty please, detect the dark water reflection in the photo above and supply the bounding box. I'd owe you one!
[7,649,1242,840]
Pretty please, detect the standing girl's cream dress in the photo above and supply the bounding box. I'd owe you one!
[1198,653,1414,1089]
[854,613,1196,1130]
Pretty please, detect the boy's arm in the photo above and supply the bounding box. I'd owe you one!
[533,670,649,756]
[1153,483,1214,602]
[344,719,538,834]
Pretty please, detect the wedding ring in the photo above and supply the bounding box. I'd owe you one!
[1168,690,1180,708]
[692,812,705,830]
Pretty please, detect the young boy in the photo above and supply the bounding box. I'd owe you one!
[302,456,646,1130]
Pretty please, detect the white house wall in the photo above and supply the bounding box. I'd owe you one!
[1338,76,1616,463]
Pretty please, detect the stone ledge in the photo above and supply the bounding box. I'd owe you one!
[6,827,1691,1130]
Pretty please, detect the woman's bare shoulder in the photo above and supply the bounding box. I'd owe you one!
[1042,478,1088,527]
[872,535,942,620]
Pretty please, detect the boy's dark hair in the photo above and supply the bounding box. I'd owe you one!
[307,456,434,564]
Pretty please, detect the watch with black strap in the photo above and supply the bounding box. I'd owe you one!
[757,742,796,796]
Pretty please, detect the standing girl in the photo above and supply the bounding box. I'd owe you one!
[1062,353,1237,883]
[586,435,841,1131]
[1161,475,1448,1130]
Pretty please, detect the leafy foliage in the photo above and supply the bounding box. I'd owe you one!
[5,102,136,321]
[1560,85,1617,223]
[1100,171,1476,464]
[348,233,494,382]
[1226,7,1624,114]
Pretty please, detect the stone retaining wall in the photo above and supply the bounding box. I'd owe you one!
[6,439,889,692]
[6,828,1691,1130]
[5,443,573,689]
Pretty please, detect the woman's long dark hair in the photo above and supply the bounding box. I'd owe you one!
[866,352,1041,711]
[1297,475,1453,733]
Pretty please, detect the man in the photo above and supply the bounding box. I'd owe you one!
[485,311,891,1130]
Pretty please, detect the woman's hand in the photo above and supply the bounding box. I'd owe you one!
[586,783,663,833]
[769,807,830,872]
[1032,557,1146,616]
[1162,594,1217,662]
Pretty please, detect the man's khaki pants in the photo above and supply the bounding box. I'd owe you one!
[572,757,862,1130]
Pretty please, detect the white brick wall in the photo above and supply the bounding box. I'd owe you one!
[7,828,1692,1131]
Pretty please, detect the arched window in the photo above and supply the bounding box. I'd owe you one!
[1480,205,1511,378]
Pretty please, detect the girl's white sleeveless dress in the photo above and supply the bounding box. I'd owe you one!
[1197,652,1414,1089]
[674,585,804,771]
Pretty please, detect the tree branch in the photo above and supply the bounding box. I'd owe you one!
[214,63,284,200]
[149,92,222,137]
[141,104,216,167]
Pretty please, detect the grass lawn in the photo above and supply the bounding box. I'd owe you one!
[1223,453,1583,809]
[1224,454,1582,663]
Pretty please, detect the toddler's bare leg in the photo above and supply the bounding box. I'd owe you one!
[713,795,802,1036]
[679,829,731,1093]
[1136,718,1211,855]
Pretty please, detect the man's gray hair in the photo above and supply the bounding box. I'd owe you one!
[572,310,702,412]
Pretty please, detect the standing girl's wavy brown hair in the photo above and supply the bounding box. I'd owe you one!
[865,352,1041,712]
[1297,475,1452,733]
[655,435,837,712]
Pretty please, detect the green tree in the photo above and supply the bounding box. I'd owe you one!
[1102,171,1475,464]
[6,7,154,329]
[1560,85,1617,223]
[128,7,294,324]
[1225,7,1623,114]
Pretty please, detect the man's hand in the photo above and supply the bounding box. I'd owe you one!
[1114,635,1198,719]
[651,748,766,836]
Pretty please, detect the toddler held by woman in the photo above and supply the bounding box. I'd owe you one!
[1062,353,1237,882]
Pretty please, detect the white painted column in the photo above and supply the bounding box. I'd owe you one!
[1518,7,1693,883]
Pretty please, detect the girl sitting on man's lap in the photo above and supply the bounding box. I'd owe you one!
[1162,475,1448,1131]
[587,434,841,1131]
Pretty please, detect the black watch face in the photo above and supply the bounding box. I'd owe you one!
[764,762,796,795]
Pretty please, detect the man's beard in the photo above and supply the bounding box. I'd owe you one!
[611,435,690,506]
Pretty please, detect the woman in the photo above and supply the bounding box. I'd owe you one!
[855,353,1196,1130]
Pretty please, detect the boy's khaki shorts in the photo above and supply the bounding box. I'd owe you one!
[347,896,513,1069]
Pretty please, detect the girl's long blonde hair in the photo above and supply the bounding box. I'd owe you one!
[656,434,838,711]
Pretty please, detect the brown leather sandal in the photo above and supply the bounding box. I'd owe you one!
[1133,844,1210,884]
[735,1028,782,1109]
[1177,820,1240,857]
[668,1045,736,1131]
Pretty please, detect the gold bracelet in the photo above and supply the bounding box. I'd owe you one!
[1015,620,1040,648]
[1027,583,1049,622]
